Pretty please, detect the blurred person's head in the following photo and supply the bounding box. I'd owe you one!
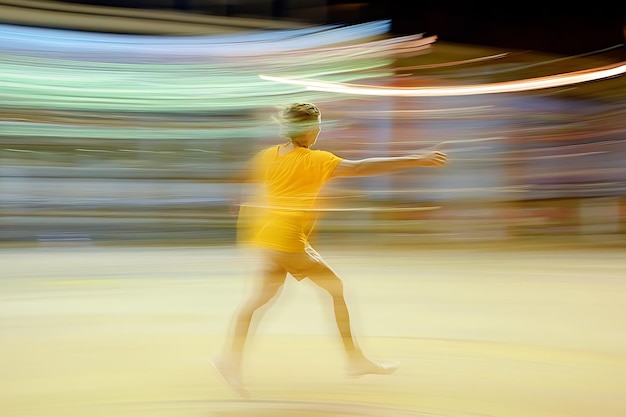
[277,102,321,148]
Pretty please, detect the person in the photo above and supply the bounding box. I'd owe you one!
[212,102,447,397]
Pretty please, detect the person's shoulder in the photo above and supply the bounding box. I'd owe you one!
[310,148,337,156]
[310,148,342,160]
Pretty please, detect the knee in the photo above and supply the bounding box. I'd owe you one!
[325,279,345,299]
[308,266,345,297]
[260,282,283,300]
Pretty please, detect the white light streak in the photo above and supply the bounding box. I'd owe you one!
[260,62,626,96]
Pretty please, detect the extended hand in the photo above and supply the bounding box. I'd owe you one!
[418,150,448,167]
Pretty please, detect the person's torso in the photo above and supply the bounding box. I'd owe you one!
[239,144,342,252]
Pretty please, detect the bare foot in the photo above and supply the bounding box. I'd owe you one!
[210,356,250,398]
[346,357,399,378]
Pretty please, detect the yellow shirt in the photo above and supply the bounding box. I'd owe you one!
[238,145,343,252]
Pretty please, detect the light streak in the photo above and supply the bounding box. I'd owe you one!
[396,53,509,70]
[0,20,392,56]
[259,62,626,96]
[0,20,407,112]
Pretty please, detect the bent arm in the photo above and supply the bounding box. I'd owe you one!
[331,150,447,178]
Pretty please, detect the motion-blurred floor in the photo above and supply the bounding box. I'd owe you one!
[1,244,625,417]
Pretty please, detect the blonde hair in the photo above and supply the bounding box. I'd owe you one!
[275,102,321,139]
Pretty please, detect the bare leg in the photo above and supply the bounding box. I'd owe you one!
[306,262,399,377]
[307,265,362,358]
[213,258,287,396]
[228,264,286,363]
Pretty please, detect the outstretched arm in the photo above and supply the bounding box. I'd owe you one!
[330,150,447,178]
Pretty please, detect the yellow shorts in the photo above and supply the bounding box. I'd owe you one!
[262,245,327,281]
